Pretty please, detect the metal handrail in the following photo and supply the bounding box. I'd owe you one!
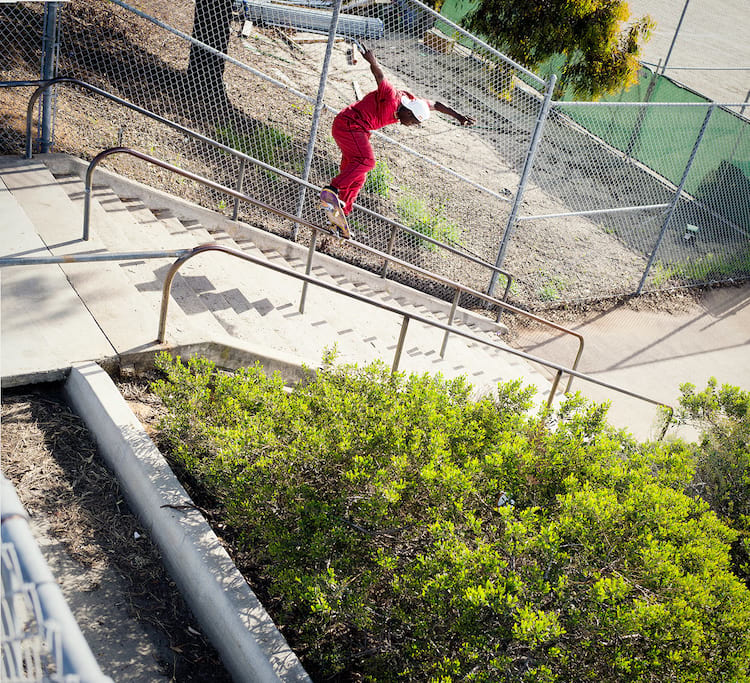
[86,146,585,390]
[159,243,673,436]
[0,245,668,429]
[19,77,513,289]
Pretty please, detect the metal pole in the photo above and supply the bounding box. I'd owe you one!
[728,90,750,165]
[292,0,344,240]
[392,315,410,373]
[380,224,398,278]
[40,3,60,153]
[440,289,461,358]
[626,59,661,158]
[299,231,320,314]
[662,0,691,75]
[232,158,247,221]
[488,74,556,296]
[637,104,714,294]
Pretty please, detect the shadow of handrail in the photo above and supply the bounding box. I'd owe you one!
[86,146,585,390]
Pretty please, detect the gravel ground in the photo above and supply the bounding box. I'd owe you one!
[1,384,233,683]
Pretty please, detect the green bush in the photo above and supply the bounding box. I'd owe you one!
[677,378,750,583]
[152,354,750,682]
[396,193,462,252]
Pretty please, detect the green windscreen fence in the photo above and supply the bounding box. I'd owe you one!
[434,0,750,233]
[556,71,750,232]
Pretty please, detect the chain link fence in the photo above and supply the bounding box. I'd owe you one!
[1,0,749,307]
[2,475,113,683]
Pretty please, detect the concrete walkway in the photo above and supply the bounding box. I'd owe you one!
[513,285,750,440]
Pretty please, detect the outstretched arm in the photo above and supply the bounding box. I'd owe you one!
[433,101,475,126]
[362,49,385,86]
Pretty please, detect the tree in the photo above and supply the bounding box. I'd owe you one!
[464,0,654,100]
[677,378,750,583]
[187,0,233,99]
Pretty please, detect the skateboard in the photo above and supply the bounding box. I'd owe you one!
[319,188,351,239]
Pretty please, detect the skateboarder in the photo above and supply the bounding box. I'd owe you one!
[320,49,475,228]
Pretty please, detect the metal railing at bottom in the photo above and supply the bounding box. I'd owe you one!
[1,475,114,683]
[159,243,674,434]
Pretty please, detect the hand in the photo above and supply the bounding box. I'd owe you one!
[458,114,476,126]
[362,49,377,64]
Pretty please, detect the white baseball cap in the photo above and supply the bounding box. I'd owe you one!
[400,95,430,122]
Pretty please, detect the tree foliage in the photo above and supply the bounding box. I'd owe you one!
[463,0,654,99]
[152,354,750,682]
[678,378,750,583]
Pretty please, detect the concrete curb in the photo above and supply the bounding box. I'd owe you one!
[120,339,320,387]
[63,361,311,683]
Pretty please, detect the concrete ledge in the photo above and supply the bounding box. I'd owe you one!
[120,339,320,386]
[63,361,311,683]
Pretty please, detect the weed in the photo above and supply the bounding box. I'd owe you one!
[537,275,568,302]
[363,159,393,198]
[395,193,462,252]
[216,122,294,178]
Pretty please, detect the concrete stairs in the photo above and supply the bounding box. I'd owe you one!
[1,154,553,403]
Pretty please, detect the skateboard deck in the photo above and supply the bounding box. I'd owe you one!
[319,188,351,239]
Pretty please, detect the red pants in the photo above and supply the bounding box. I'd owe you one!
[330,114,376,215]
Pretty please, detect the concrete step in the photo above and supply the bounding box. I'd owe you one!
[36,155,551,403]
[196,227,534,390]
[54,175,231,347]
[93,193,350,362]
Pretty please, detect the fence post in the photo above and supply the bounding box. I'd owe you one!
[625,60,660,159]
[637,104,715,294]
[40,2,60,153]
[728,90,750,165]
[292,0,343,240]
[488,74,556,296]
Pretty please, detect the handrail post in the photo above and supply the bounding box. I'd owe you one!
[158,251,197,342]
[232,158,247,221]
[392,315,410,373]
[547,369,564,409]
[25,81,47,158]
[82,151,107,241]
[83,183,92,241]
[565,340,585,394]
[299,231,320,314]
[440,288,461,358]
[380,224,399,278]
